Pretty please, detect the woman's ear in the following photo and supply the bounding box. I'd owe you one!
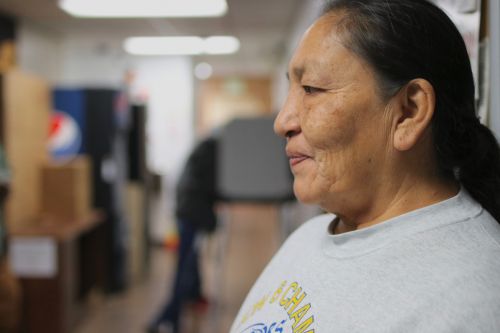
[392,79,435,151]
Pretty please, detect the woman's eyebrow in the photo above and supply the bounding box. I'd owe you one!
[286,66,305,82]
[294,67,305,81]
[290,59,330,82]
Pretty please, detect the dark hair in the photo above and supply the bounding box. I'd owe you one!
[322,0,500,222]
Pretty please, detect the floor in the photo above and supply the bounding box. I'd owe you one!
[72,204,282,333]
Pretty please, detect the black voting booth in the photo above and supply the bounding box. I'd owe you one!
[85,89,129,292]
[127,103,152,276]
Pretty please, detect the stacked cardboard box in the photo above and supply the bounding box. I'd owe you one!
[40,157,92,222]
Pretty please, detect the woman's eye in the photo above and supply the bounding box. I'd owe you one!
[303,85,323,94]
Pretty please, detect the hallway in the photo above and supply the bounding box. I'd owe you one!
[73,204,282,333]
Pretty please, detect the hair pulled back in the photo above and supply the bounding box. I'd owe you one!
[322,0,500,222]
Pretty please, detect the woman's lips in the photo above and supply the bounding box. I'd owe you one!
[288,154,310,166]
[286,146,312,167]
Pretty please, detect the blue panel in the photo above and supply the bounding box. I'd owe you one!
[52,89,86,154]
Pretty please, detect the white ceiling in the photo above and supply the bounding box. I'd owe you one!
[0,0,306,76]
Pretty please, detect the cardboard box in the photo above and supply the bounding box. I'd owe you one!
[0,41,16,73]
[3,70,51,228]
[40,157,92,222]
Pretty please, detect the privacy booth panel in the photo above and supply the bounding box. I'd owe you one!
[218,116,294,202]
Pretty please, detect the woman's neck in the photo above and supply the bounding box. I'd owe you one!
[332,175,459,234]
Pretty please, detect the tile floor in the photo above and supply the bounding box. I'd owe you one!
[72,204,282,333]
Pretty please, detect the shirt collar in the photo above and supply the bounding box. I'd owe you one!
[322,188,482,258]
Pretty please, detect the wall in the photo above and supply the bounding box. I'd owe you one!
[18,21,127,87]
[57,37,129,87]
[17,20,64,84]
[197,76,272,135]
[129,56,194,180]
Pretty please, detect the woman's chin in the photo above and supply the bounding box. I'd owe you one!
[293,183,319,205]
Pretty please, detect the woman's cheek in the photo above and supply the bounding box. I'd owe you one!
[302,101,356,149]
[316,150,347,181]
[304,117,356,151]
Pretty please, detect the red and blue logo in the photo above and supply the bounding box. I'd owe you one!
[48,111,82,160]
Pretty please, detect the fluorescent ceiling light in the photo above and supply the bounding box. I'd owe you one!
[125,37,204,55]
[124,36,240,56]
[59,0,227,18]
[204,36,240,55]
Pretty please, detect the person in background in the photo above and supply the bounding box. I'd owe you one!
[231,0,500,332]
[148,136,217,333]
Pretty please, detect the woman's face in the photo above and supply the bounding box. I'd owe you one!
[274,15,395,213]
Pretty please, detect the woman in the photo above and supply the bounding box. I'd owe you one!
[231,0,500,332]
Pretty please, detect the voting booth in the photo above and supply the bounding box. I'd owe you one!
[217,116,294,202]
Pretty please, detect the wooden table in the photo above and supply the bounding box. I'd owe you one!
[9,212,105,333]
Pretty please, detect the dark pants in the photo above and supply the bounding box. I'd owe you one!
[150,219,201,332]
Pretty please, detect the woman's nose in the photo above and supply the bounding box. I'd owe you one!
[274,92,301,138]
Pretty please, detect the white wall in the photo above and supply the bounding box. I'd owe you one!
[17,20,64,84]
[57,37,129,87]
[18,21,130,87]
[129,57,195,178]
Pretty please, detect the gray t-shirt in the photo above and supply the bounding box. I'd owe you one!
[230,189,500,333]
